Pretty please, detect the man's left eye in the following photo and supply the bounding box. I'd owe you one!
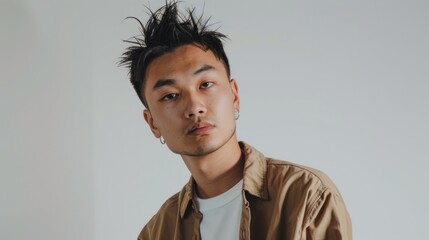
[200,82,213,88]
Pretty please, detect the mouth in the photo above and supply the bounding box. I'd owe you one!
[187,122,214,136]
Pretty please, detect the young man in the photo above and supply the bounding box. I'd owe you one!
[121,2,352,239]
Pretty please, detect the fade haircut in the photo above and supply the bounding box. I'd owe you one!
[120,1,230,108]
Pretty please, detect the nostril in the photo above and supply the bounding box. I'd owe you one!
[186,108,205,119]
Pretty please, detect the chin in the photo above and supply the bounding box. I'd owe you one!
[192,144,219,156]
[169,139,221,157]
[170,129,237,157]
[187,142,221,157]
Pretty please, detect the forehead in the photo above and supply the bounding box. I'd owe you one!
[144,44,227,86]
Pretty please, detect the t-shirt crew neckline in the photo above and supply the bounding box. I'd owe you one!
[195,179,243,212]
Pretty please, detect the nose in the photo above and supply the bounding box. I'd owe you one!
[183,92,206,119]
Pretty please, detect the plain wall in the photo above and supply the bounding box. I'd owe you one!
[1,0,428,239]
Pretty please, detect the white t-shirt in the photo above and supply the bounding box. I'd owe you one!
[195,179,243,240]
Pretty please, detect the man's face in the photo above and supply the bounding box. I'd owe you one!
[143,44,240,157]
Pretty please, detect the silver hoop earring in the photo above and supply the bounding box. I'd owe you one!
[235,110,240,120]
[160,136,165,144]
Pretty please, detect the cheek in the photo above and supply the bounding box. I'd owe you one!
[156,107,181,130]
[213,94,235,118]
[150,109,166,128]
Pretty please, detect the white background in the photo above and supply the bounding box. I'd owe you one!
[1,0,428,239]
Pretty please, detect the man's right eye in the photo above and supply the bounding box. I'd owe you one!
[160,93,179,101]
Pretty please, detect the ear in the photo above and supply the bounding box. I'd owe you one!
[229,79,240,112]
[143,109,162,138]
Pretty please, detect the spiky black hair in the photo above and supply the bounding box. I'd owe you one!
[119,1,230,108]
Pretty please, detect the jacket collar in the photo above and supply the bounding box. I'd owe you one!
[240,141,269,200]
[179,141,269,218]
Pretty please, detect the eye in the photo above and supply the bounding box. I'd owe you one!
[200,81,214,89]
[160,93,179,101]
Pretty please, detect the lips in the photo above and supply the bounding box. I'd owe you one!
[187,122,214,135]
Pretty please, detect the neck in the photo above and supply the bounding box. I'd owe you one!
[182,138,243,199]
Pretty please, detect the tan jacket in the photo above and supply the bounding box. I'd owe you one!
[138,142,352,240]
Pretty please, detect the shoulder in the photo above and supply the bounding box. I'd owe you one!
[266,159,353,238]
[152,192,181,220]
[264,157,346,216]
[265,158,340,194]
[241,141,340,195]
[265,158,351,231]
[137,191,181,239]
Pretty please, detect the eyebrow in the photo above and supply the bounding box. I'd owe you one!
[193,64,215,75]
[153,79,175,90]
[152,64,216,90]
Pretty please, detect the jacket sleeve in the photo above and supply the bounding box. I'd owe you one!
[304,189,353,239]
[137,225,151,240]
